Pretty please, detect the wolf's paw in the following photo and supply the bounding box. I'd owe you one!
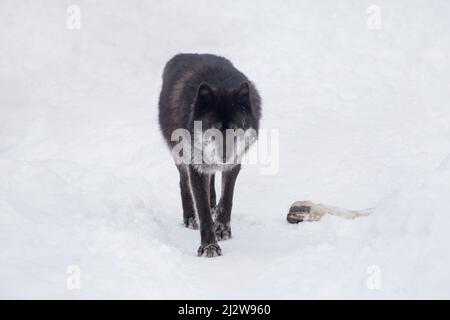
[184,216,199,230]
[215,222,232,241]
[197,243,222,257]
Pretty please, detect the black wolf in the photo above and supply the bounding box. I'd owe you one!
[158,53,261,257]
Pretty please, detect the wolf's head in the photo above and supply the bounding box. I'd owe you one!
[191,81,261,170]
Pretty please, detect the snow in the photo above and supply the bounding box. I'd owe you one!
[1,0,450,299]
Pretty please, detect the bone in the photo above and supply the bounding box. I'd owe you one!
[286,200,372,223]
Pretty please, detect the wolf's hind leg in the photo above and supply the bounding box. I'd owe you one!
[177,165,198,229]
[210,173,216,212]
[215,165,240,241]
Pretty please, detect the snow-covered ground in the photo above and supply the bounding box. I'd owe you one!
[1,0,450,299]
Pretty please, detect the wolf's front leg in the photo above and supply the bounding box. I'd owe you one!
[215,165,240,241]
[189,167,221,257]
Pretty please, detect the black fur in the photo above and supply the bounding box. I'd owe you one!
[158,53,261,257]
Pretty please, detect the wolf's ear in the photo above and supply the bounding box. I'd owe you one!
[234,81,252,110]
[195,82,214,108]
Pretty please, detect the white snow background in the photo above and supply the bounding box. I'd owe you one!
[1,0,450,299]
